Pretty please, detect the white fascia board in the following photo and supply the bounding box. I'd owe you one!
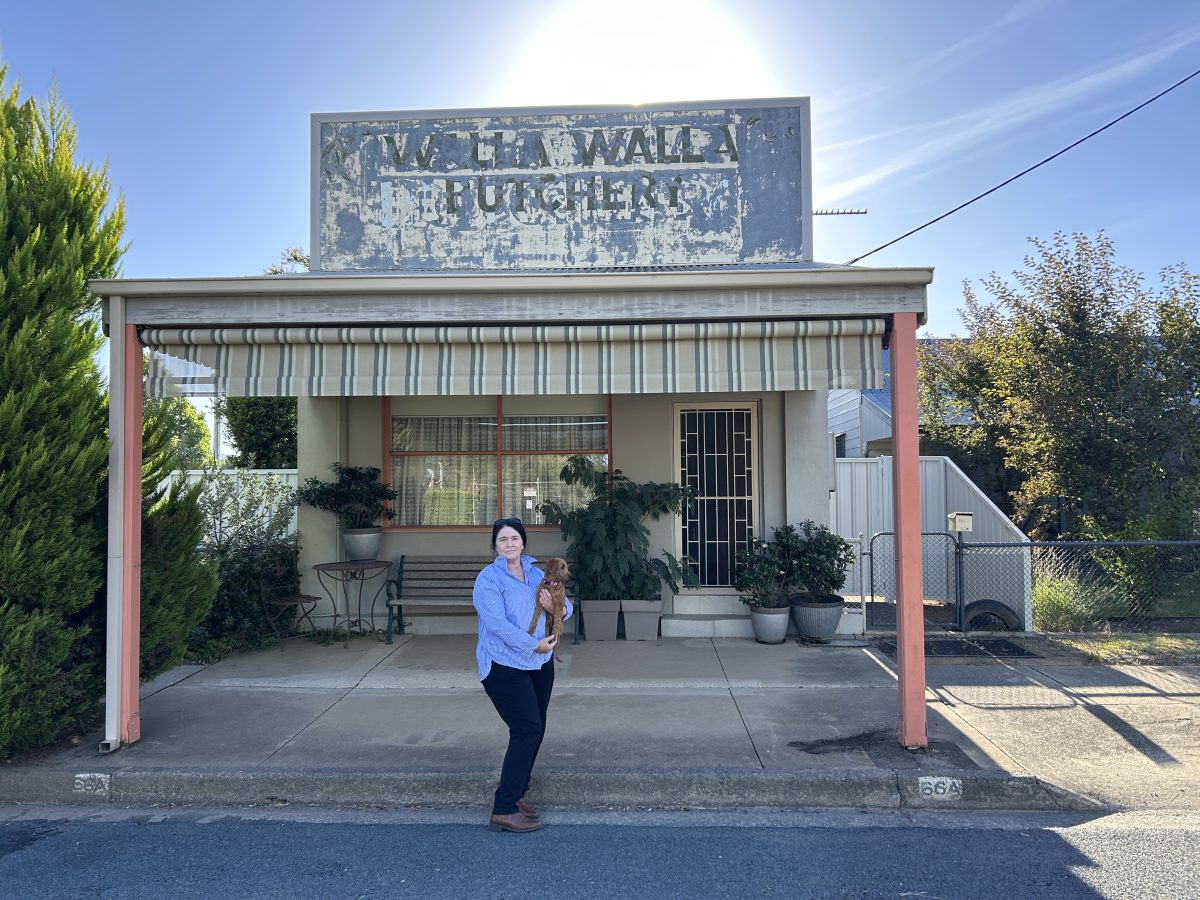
[90,266,933,299]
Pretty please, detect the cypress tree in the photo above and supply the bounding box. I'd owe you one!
[0,70,124,755]
[138,405,218,680]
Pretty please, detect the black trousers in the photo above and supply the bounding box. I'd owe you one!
[481,659,555,815]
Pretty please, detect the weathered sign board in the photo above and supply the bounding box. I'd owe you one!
[312,99,810,271]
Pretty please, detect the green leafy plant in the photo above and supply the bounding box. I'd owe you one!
[794,520,857,598]
[1031,576,1098,632]
[296,463,397,529]
[539,456,698,602]
[734,525,807,608]
[186,470,300,660]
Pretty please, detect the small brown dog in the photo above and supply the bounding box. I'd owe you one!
[528,557,569,656]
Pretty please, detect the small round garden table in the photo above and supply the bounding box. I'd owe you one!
[312,560,392,647]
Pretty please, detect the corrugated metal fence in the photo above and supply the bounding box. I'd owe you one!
[832,456,1031,629]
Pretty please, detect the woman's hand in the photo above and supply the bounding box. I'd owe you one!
[537,586,555,613]
[536,634,558,654]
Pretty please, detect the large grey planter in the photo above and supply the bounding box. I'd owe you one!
[790,593,846,643]
[583,599,621,641]
[621,599,662,641]
[342,527,383,561]
[749,606,790,644]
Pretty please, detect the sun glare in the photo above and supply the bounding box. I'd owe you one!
[498,0,781,107]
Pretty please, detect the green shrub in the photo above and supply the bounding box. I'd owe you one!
[0,601,93,754]
[794,520,857,597]
[140,479,218,679]
[734,525,806,608]
[1032,576,1097,632]
[296,463,396,529]
[188,540,296,660]
[186,470,299,660]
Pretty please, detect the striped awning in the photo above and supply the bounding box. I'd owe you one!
[141,319,886,397]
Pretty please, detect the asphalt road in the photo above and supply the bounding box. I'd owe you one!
[2,805,1197,899]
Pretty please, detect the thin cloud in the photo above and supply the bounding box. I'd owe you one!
[817,24,1200,205]
[820,0,1056,112]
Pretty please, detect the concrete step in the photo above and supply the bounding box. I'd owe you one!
[661,614,754,638]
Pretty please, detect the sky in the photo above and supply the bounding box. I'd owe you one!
[2,0,1198,336]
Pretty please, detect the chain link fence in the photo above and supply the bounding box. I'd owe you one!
[867,534,1200,633]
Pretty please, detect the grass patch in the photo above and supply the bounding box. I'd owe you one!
[1155,572,1200,616]
[1045,633,1200,666]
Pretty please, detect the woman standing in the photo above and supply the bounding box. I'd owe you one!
[473,517,572,833]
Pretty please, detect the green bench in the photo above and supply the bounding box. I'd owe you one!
[384,555,580,644]
[384,556,481,643]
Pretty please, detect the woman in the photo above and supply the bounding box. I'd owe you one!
[472,516,572,833]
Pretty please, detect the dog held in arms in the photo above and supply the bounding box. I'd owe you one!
[528,557,569,659]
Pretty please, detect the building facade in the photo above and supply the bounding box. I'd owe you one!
[93,98,933,751]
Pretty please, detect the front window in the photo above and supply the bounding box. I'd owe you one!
[388,401,608,527]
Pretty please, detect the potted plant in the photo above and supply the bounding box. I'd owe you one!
[790,520,857,642]
[734,524,806,643]
[540,456,698,640]
[296,463,398,560]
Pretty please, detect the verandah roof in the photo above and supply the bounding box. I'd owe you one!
[140,318,887,398]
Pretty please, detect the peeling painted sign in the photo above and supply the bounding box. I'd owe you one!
[312,99,811,271]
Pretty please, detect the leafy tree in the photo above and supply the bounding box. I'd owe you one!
[920,232,1200,539]
[0,72,123,754]
[213,247,308,469]
[144,395,213,470]
[264,246,309,275]
[218,396,297,469]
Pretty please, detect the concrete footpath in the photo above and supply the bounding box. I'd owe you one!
[2,635,1198,814]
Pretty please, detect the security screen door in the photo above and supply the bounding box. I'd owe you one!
[678,406,757,587]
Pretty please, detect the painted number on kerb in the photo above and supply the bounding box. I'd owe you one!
[73,773,111,796]
[918,776,963,799]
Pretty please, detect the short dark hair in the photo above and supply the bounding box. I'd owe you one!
[491,517,527,551]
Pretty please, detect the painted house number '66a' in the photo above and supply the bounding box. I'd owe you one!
[918,776,963,799]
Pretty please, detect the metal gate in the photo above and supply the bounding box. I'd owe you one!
[867,535,1200,633]
[867,532,958,630]
[866,531,1031,632]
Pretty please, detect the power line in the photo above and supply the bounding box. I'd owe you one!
[843,65,1200,266]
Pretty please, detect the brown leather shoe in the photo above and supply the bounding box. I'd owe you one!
[517,799,539,820]
[488,811,541,833]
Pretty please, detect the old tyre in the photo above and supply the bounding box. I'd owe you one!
[963,599,1020,632]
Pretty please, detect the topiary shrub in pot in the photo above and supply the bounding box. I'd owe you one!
[540,456,698,641]
[734,524,806,644]
[296,463,397,560]
[790,520,857,642]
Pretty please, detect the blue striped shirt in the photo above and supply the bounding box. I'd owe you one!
[473,555,573,681]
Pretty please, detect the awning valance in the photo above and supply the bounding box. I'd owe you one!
[142,319,886,397]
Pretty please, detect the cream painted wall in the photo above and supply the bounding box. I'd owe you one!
[298,389,834,620]
[297,396,343,610]
[784,390,835,527]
